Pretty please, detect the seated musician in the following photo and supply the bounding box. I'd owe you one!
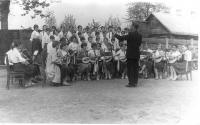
[68,34,81,63]
[76,42,91,81]
[138,45,154,79]
[101,37,114,79]
[57,42,71,86]
[113,43,127,79]
[167,45,182,80]
[88,43,101,80]
[172,45,193,79]
[68,34,81,52]
[152,44,165,80]
[46,40,61,86]
[5,41,37,87]
[96,42,104,78]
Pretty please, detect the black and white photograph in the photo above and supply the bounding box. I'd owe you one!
[0,0,199,124]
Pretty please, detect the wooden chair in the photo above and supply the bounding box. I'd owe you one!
[5,55,25,89]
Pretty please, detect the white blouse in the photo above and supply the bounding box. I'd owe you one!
[5,48,26,65]
[184,50,192,61]
[30,30,40,41]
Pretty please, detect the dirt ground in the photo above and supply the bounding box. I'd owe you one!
[0,68,200,124]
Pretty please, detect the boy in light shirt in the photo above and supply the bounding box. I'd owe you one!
[86,36,93,51]
[106,26,113,43]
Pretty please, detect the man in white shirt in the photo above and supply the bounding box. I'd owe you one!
[83,26,90,42]
[106,26,113,43]
[91,27,98,42]
[58,25,65,40]
[183,46,192,61]
[66,26,73,41]
[40,25,51,49]
[99,26,105,42]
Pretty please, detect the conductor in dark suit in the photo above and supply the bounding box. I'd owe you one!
[114,23,142,87]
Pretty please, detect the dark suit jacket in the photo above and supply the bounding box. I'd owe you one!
[115,31,142,59]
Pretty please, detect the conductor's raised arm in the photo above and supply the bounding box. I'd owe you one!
[114,33,128,42]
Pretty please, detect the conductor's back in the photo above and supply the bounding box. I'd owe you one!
[114,23,142,87]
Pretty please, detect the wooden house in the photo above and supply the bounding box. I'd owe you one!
[138,13,198,49]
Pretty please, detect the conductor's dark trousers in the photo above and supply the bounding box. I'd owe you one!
[127,58,139,85]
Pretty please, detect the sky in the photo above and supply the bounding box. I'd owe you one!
[7,0,200,29]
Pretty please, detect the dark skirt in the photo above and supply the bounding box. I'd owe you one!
[12,63,37,79]
[32,38,42,55]
[103,60,114,73]
[77,63,91,74]
[120,61,127,73]
[41,44,48,68]
[32,38,42,66]
[154,60,165,72]
[172,61,192,74]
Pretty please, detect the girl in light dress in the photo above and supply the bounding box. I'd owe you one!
[114,43,127,79]
[46,39,61,86]
[88,43,101,80]
[167,45,182,80]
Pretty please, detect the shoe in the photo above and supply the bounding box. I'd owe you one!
[25,84,30,88]
[35,76,43,81]
[108,74,111,79]
[87,77,91,81]
[31,79,38,83]
[125,84,135,87]
[172,76,178,81]
[62,81,71,86]
[54,84,61,87]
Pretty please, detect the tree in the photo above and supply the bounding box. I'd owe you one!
[44,10,57,28]
[105,16,121,28]
[11,0,51,19]
[88,19,101,29]
[60,14,76,31]
[127,2,169,22]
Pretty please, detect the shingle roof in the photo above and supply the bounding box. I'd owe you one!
[146,13,198,36]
